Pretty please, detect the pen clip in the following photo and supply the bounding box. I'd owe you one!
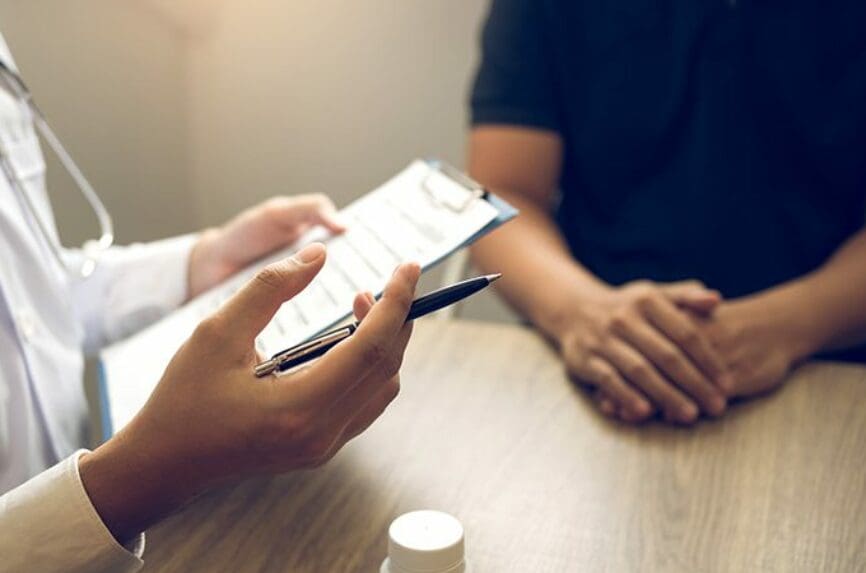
[254,325,356,377]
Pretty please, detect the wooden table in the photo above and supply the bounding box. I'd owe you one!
[143,320,866,572]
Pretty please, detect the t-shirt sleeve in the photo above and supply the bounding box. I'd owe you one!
[470,0,561,132]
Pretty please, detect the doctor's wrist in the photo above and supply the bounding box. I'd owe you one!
[79,434,206,545]
[187,227,224,299]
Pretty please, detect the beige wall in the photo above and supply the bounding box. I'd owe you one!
[0,0,194,244]
[185,0,490,225]
[0,0,490,237]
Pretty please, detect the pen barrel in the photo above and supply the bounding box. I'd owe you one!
[255,275,498,377]
[406,280,488,322]
[276,341,338,373]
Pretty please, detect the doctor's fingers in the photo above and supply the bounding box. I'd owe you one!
[202,244,326,353]
[290,317,413,421]
[340,374,402,445]
[352,291,377,322]
[295,374,402,472]
[292,263,419,407]
[326,321,412,422]
[268,327,408,470]
[265,194,345,235]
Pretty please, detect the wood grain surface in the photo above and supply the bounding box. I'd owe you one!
[142,320,866,572]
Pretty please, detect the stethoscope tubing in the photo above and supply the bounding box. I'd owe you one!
[0,59,114,278]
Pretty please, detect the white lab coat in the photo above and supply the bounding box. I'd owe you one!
[0,33,195,572]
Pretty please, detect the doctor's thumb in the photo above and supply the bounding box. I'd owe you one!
[211,243,327,346]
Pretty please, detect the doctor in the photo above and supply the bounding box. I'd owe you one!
[0,33,419,572]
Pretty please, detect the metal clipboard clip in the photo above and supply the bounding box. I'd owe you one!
[421,159,487,213]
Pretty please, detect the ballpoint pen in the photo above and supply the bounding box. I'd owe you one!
[254,273,502,377]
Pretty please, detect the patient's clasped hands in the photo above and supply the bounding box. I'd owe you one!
[555,280,798,425]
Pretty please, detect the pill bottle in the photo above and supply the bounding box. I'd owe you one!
[380,510,469,573]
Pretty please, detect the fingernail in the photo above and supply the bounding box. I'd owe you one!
[633,400,651,418]
[365,292,376,305]
[396,262,420,280]
[680,403,699,422]
[293,242,325,264]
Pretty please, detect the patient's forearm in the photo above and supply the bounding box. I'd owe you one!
[470,189,608,341]
[743,227,866,360]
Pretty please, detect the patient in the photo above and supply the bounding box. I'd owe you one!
[468,0,866,424]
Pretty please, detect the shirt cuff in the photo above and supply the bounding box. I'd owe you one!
[73,234,199,352]
[0,451,144,573]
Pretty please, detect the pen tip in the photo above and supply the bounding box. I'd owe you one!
[486,273,503,284]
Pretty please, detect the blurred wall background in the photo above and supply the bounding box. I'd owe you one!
[186,0,489,226]
[0,0,194,244]
[0,0,515,322]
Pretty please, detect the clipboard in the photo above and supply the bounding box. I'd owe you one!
[416,159,517,270]
[98,159,517,440]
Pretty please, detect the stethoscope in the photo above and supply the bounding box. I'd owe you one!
[0,59,113,279]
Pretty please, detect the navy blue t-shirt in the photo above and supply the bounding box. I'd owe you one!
[471,0,866,301]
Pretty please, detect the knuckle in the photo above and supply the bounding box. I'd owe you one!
[384,379,401,402]
[299,433,334,466]
[679,327,700,347]
[255,264,289,291]
[579,332,606,356]
[387,286,414,310]
[594,368,616,388]
[629,279,653,292]
[311,192,329,205]
[608,311,632,334]
[358,337,389,365]
[278,411,314,440]
[303,451,330,469]
[263,196,289,216]
[658,348,681,371]
[635,290,660,312]
[314,453,336,468]
[193,316,226,342]
[582,340,602,358]
[382,353,404,378]
[566,344,599,376]
[624,361,651,382]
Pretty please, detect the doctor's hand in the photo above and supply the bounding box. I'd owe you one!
[187,194,345,298]
[557,281,732,425]
[79,243,419,544]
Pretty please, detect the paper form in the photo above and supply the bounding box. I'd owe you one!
[100,160,501,435]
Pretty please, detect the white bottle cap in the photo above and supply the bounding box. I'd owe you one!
[383,510,466,573]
